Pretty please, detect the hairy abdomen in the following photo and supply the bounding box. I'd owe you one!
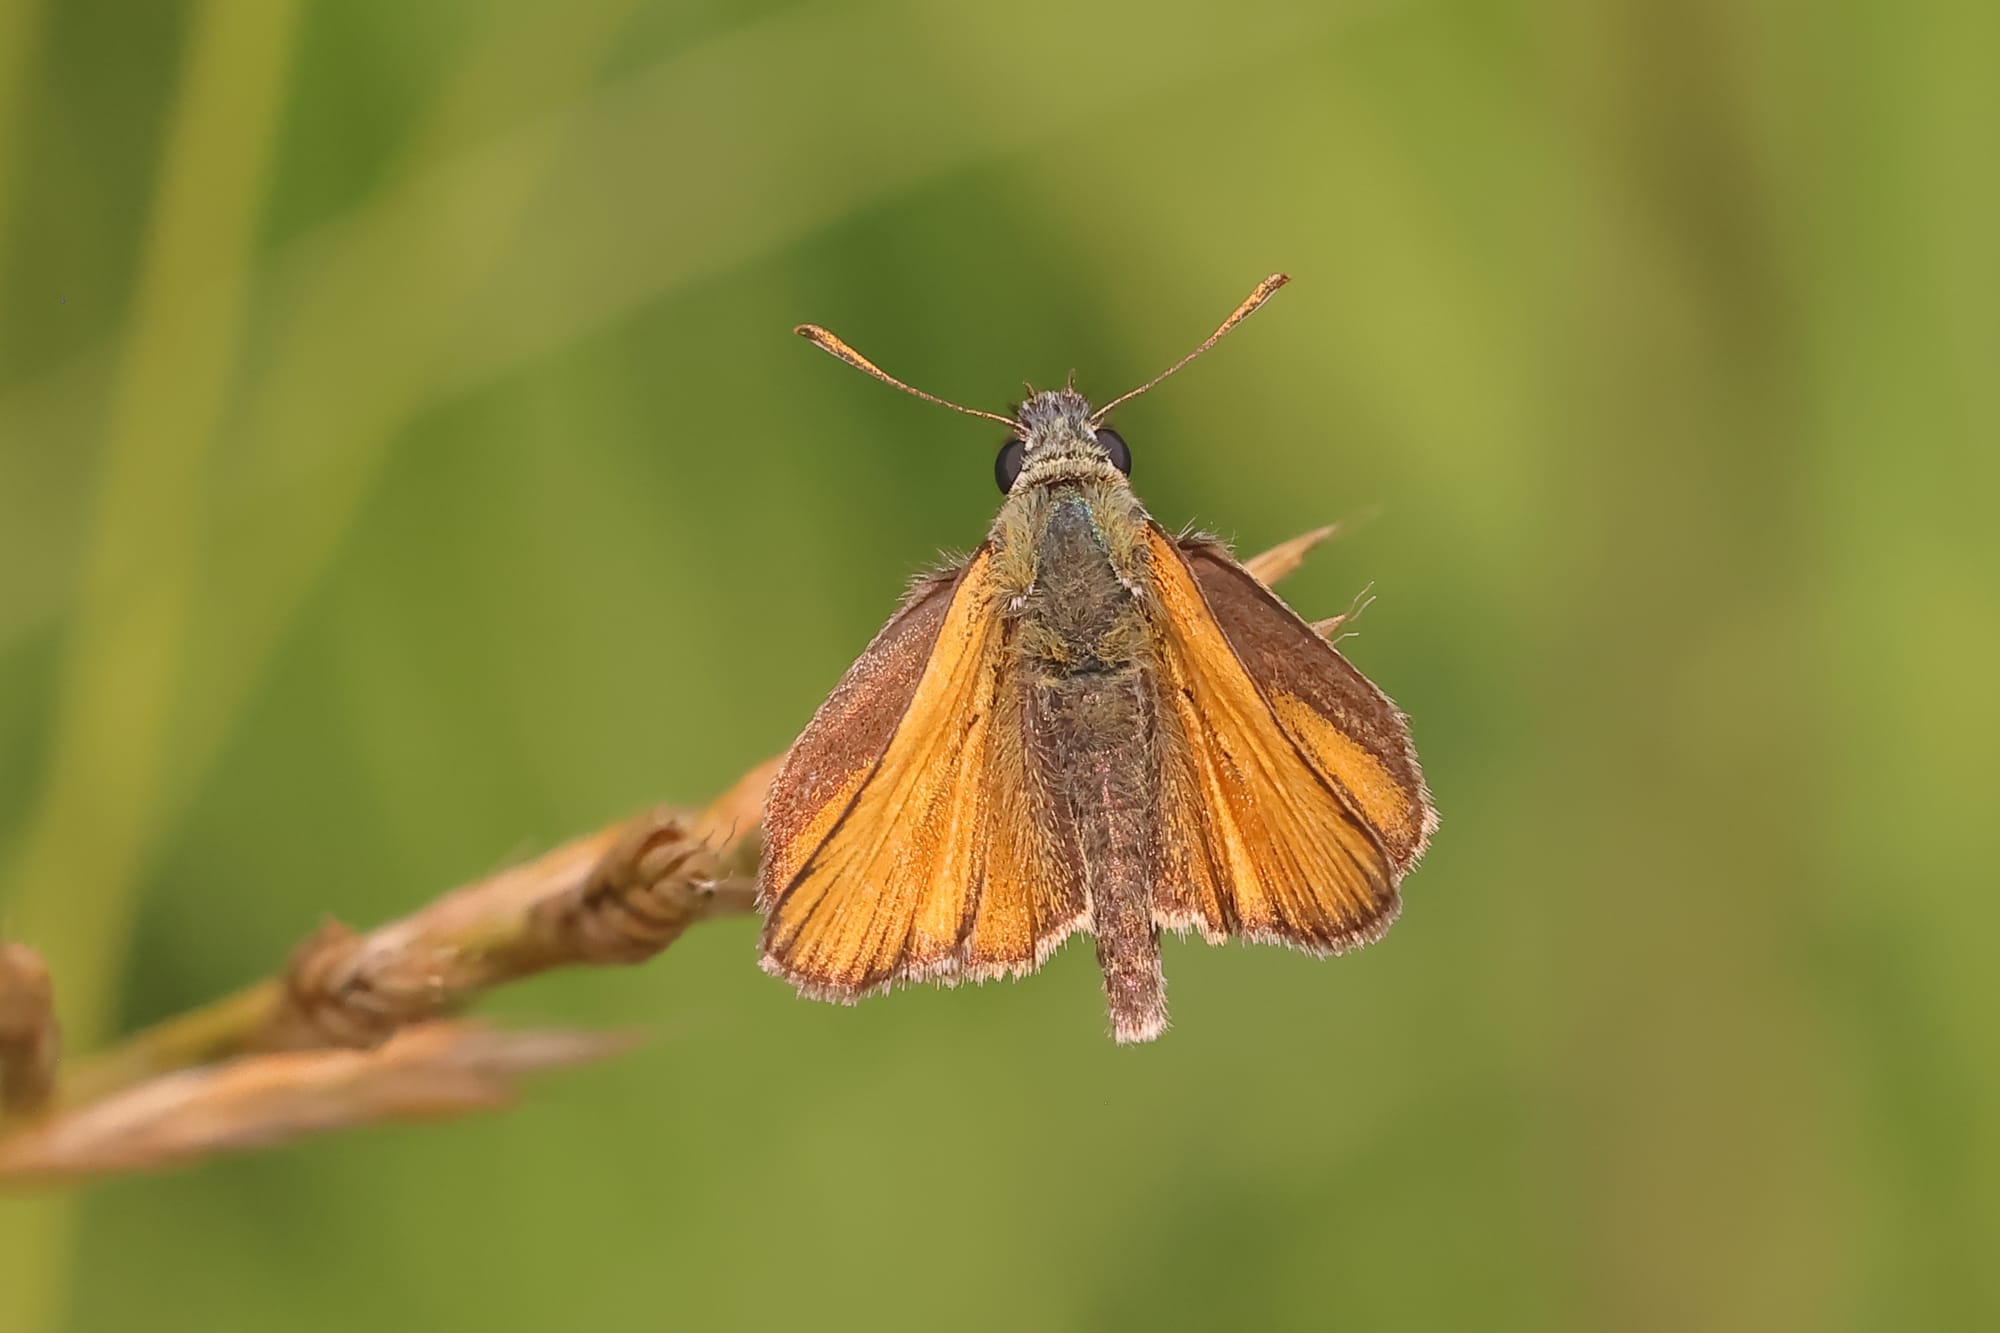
[1021,492,1166,1042]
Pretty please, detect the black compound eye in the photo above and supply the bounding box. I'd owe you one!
[1095,427,1132,476]
[994,438,1026,493]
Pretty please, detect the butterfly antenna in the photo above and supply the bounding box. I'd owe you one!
[1090,273,1290,423]
[796,324,1018,428]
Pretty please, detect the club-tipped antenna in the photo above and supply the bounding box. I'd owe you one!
[1090,273,1290,423]
[795,324,1019,429]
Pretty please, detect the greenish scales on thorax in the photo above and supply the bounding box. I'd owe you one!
[987,389,1172,1042]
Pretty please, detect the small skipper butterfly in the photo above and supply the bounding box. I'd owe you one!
[759,275,1435,1042]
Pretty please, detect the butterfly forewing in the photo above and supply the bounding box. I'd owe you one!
[761,563,964,895]
[1179,538,1435,869]
[758,549,1088,997]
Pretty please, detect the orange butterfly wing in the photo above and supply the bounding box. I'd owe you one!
[1146,526,1435,953]
[758,549,1086,998]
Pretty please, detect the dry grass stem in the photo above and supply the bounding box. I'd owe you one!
[0,1022,631,1186]
[258,806,737,1051]
[1243,524,1337,585]
[0,777,767,1188]
[64,769,775,1109]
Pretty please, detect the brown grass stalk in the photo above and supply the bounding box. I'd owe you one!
[60,755,776,1111]
[0,1022,634,1187]
[0,757,774,1184]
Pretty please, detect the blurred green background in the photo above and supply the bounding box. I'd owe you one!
[1,0,1995,1329]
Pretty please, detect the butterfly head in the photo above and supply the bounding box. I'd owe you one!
[995,389,1131,494]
